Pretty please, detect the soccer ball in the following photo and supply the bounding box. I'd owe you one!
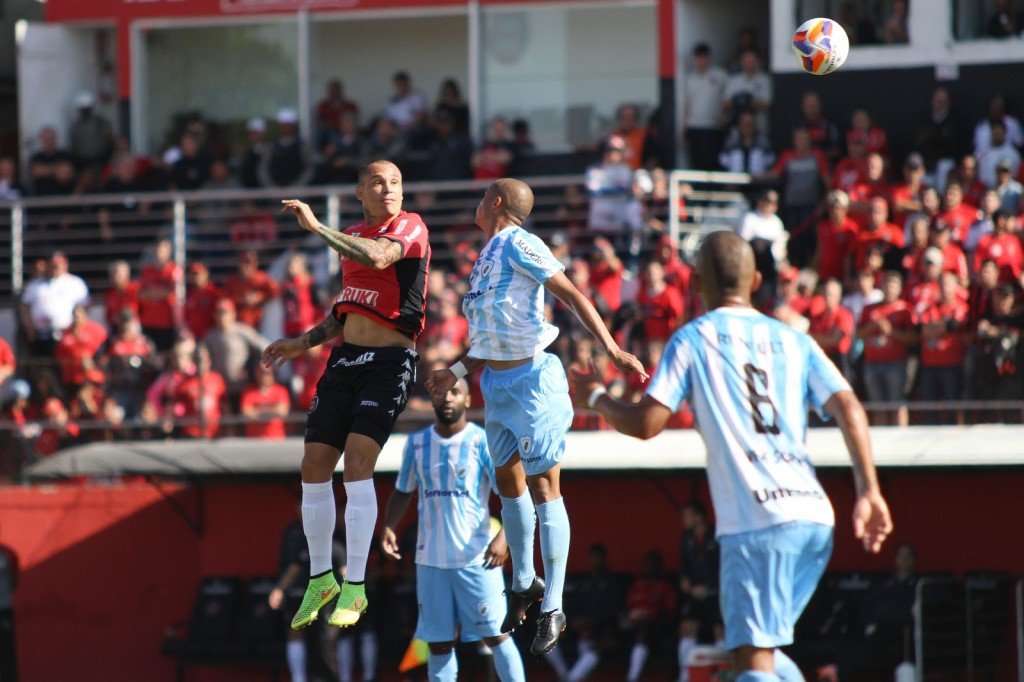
[792,18,849,75]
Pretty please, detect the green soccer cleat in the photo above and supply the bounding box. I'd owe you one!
[327,582,368,628]
[290,573,340,630]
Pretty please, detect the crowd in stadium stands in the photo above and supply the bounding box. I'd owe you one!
[2,20,1024,469]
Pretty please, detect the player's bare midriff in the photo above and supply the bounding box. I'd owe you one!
[343,312,415,350]
[487,356,534,371]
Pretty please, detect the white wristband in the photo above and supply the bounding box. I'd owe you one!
[587,386,608,409]
[449,361,468,380]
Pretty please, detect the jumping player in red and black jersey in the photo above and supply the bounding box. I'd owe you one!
[262,160,430,631]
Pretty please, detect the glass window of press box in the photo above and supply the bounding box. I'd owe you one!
[794,0,910,45]
[952,0,1024,40]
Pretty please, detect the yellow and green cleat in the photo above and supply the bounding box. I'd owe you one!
[328,582,368,628]
[290,573,340,630]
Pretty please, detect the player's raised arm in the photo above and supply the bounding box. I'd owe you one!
[544,271,648,380]
[282,199,404,270]
[824,389,893,554]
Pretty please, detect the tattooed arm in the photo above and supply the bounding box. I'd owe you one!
[262,311,343,369]
[282,199,404,270]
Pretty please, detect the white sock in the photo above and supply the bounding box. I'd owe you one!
[360,632,378,680]
[286,639,307,682]
[301,481,335,575]
[343,479,377,582]
[627,642,649,682]
[568,641,599,681]
[336,636,354,682]
[545,646,569,679]
[678,636,696,682]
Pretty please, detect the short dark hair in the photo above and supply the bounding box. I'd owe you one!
[393,71,410,83]
[694,43,711,56]
[683,500,707,518]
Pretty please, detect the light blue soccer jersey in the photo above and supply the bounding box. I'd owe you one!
[395,423,497,569]
[646,307,851,536]
[463,226,565,361]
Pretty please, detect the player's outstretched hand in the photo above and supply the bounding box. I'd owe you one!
[268,587,284,610]
[281,199,321,233]
[380,526,401,561]
[262,337,305,369]
[425,368,457,401]
[610,348,649,381]
[568,366,604,408]
[483,534,509,569]
[852,490,893,554]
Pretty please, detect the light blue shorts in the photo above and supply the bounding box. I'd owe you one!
[481,352,573,477]
[415,562,507,642]
[719,521,834,650]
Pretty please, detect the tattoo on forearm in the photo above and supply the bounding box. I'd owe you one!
[302,313,342,349]
[313,222,402,268]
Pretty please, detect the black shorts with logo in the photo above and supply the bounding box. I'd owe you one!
[305,343,418,451]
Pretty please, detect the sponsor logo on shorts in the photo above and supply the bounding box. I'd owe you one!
[332,351,376,368]
[477,601,491,617]
[423,489,469,498]
[523,455,543,463]
[309,395,319,412]
[519,436,532,454]
[340,285,379,307]
[360,400,379,407]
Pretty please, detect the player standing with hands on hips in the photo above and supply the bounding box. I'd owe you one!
[263,160,430,631]
[427,178,648,655]
[380,377,526,682]
[571,231,892,682]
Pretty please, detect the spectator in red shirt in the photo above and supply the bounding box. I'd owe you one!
[973,210,1023,284]
[637,261,685,342]
[141,342,194,436]
[184,262,222,341]
[847,108,890,158]
[848,153,890,228]
[809,279,854,372]
[281,252,317,337]
[772,266,811,331]
[935,181,978,243]
[953,154,987,208]
[567,338,623,431]
[138,239,181,351]
[856,271,917,425]
[901,215,934,286]
[179,345,226,439]
[907,247,944,316]
[104,260,139,330]
[832,135,868,193]
[55,305,107,389]
[35,397,80,457]
[796,91,841,162]
[0,338,14,388]
[815,189,859,283]
[918,272,969,419]
[848,197,905,278]
[624,550,676,682]
[590,237,625,317]
[291,346,331,411]
[223,249,280,330]
[314,79,359,148]
[239,365,291,440]
[100,311,157,419]
[471,117,514,180]
[888,152,927,229]
[929,223,969,283]
[421,294,469,364]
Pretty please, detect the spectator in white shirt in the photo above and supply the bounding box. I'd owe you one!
[19,251,90,357]
[976,120,1022,187]
[722,49,772,134]
[738,189,788,292]
[842,269,884,323]
[993,158,1024,213]
[683,43,726,171]
[385,71,426,137]
[973,93,1024,152]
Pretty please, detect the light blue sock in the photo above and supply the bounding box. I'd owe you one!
[737,671,780,682]
[774,650,804,682]
[536,497,570,612]
[427,650,457,682]
[500,492,537,592]
[491,636,526,682]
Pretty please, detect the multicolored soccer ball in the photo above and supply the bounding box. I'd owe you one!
[792,17,849,75]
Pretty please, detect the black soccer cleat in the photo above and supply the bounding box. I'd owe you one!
[530,609,567,655]
[500,576,546,634]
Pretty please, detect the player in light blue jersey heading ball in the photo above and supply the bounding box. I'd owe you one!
[381,378,525,682]
[427,178,648,655]
[571,231,893,682]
